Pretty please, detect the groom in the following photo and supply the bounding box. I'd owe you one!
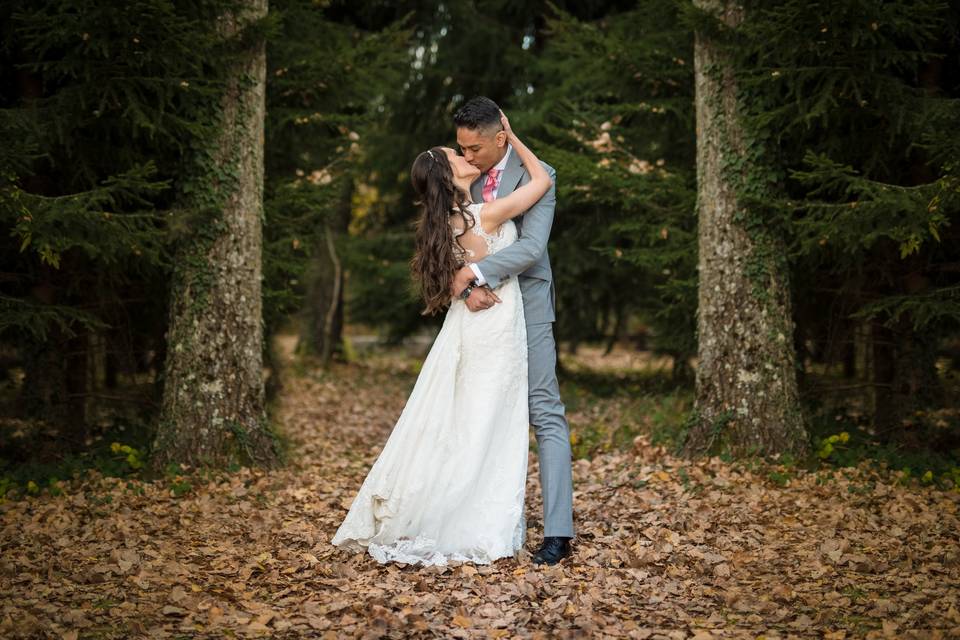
[450,96,574,565]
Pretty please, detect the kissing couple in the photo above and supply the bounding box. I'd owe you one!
[332,96,574,567]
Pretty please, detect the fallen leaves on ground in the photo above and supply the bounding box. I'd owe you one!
[1,342,958,639]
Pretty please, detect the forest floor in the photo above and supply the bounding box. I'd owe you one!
[2,338,959,639]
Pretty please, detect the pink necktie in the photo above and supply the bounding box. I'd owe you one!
[482,169,501,203]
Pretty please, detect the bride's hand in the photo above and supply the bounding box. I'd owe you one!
[499,110,513,137]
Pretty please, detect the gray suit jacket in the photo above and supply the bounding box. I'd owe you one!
[472,149,557,325]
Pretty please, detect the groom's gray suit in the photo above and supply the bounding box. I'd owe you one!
[471,149,575,538]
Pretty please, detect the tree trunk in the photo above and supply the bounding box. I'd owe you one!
[670,351,694,386]
[603,305,624,356]
[152,0,278,471]
[872,318,944,445]
[301,224,345,364]
[682,0,808,458]
[871,322,897,436]
[300,179,351,365]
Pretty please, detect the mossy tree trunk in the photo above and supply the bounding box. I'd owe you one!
[152,0,278,471]
[683,0,808,458]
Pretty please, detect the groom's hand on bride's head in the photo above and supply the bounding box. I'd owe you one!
[465,287,500,312]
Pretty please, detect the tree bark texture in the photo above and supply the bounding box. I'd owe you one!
[684,0,808,458]
[152,0,278,470]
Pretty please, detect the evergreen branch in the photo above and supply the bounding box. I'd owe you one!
[851,285,960,331]
[0,294,107,341]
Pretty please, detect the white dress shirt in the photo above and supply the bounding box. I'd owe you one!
[469,144,513,286]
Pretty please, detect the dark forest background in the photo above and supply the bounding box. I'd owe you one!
[1,0,958,492]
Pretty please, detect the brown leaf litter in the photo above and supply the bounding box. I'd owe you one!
[1,347,958,639]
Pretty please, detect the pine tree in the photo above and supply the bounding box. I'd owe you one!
[262,0,408,365]
[332,0,555,340]
[735,0,959,443]
[0,0,225,443]
[521,2,698,372]
[682,0,808,457]
[337,0,692,348]
[151,0,278,470]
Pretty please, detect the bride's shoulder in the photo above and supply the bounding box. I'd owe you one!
[468,203,510,239]
[459,202,484,223]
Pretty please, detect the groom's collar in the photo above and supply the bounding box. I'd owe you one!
[492,144,513,173]
[471,144,523,201]
[496,142,526,199]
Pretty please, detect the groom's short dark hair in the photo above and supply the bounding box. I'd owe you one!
[453,96,501,132]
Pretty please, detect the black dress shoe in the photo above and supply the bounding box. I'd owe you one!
[532,536,572,565]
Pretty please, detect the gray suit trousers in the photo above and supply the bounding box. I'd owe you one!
[526,319,575,538]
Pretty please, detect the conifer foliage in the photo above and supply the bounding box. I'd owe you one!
[262,0,408,363]
[0,1,227,445]
[151,0,279,470]
[522,2,699,371]
[0,1,957,471]
[734,0,960,441]
[0,0,411,471]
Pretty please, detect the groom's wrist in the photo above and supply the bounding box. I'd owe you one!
[458,280,478,300]
[468,263,487,286]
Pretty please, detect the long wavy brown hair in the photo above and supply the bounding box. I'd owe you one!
[410,147,475,315]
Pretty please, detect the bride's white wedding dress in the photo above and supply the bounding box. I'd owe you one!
[331,203,529,566]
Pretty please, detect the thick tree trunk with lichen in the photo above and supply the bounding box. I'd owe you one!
[683,0,808,458]
[152,0,278,471]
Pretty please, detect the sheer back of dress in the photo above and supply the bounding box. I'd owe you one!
[449,202,516,265]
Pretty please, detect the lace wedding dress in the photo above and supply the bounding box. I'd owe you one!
[331,203,529,566]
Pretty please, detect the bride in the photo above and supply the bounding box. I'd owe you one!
[330,111,553,566]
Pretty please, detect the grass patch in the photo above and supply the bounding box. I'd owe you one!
[557,353,959,494]
[804,403,960,491]
[0,416,154,502]
[559,365,693,460]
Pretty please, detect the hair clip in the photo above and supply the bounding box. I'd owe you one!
[426,150,436,161]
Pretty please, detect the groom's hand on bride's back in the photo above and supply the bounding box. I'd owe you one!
[451,266,475,299]
[465,287,500,312]
[450,264,500,312]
